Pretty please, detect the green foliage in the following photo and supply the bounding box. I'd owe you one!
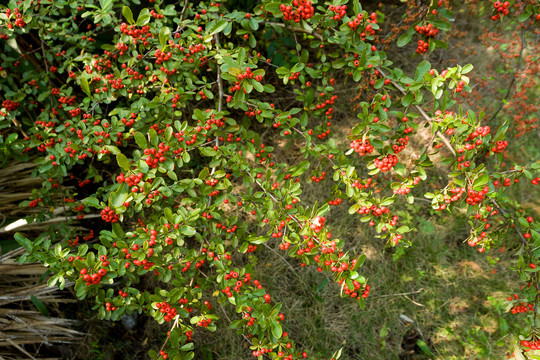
[1,0,540,359]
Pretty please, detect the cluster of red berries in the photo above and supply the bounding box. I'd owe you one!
[119,23,152,45]
[348,12,377,41]
[374,154,398,172]
[441,187,466,206]
[458,126,490,152]
[357,205,390,217]
[393,186,410,195]
[350,139,374,156]
[391,234,403,246]
[247,244,257,253]
[456,155,472,170]
[279,0,315,23]
[455,80,466,93]
[245,107,262,118]
[491,1,510,21]
[416,39,430,54]
[347,12,364,31]
[288,71,300,81]
[5,8,26,28]
[120,113,137,128]
[150,9,164,19]
[80,267,107,286]
[465,186,489,206]
[143,143,171,168]
[2,99,19,111]
[351,177,373,189]
[521,338,540,351]
[117,172,143,186]
[493,177,519,187]
[415,23,439,37]
[252,347,274,357]
[100,206,120,223]
[28,198,43,207]
[328,198,342,206]
[270,218,290,238]
[510,301,534,314]
[156,301,178,322]
[104,302,117,311]
[310,216,325,233]
[310,171,326,183]
[67,231,95,247]
[154,49,173,65]
[392,136,409,154]
[491,140,508,153]
[328,4,346,21]
[393,177,421,195]
[115,42,129,55]
[338,277,370,299]
[243,309,256,327]
[196,318,212,327]
[311,93,338,116]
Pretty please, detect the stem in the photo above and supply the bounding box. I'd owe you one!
[487,26,526,123]
[262,22,323,41]
[376,67,456,157]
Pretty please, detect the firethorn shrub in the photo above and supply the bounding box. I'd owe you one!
[1,0,540,359]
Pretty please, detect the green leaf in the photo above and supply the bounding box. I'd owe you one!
[211,19,228,35]
[83,197,100,208]
[461,64,473,74]
[136,9,151,26]
[291,161,310,177]
[291,62,305,73]
[112,223,125,239]
[397,28,414,47]
[181,226,196,236]
[116,153,130,171]
[355,254,367,269]
[159,26,170,49]
[473,173,489,191]
[30,295,50,317]
[249,17,259,31]
[200,147,218,157]
[111,184,129,208]
[80,77,90,97]
[332,58,347,69]
[134,132,147,149]
[414,60,431,82]
[416,340,434,356]
[518,10,531,22]
[429,20,451,31]
[270,320,282,339]
[122,6,134,24]
[14,233,32,252]
[332,348,343,360]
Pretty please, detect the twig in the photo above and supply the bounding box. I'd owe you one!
[11,118,29,138]
[263,22,323,41]
[487,27,526,123]
[376,67,456,156]
[489,198,540,328]
[373,288,424,298]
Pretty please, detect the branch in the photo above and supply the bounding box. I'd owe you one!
[263,22,323,41]
[376,67,456,157]
[487,26,526,123]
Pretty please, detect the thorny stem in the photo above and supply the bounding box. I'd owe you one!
[489,198,540,329]
[263,22,324,41]
[376,67,456,157]
[487,26,526,123]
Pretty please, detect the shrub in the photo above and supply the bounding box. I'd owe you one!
[1,0,539,358]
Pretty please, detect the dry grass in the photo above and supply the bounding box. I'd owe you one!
[0,248,85,360]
